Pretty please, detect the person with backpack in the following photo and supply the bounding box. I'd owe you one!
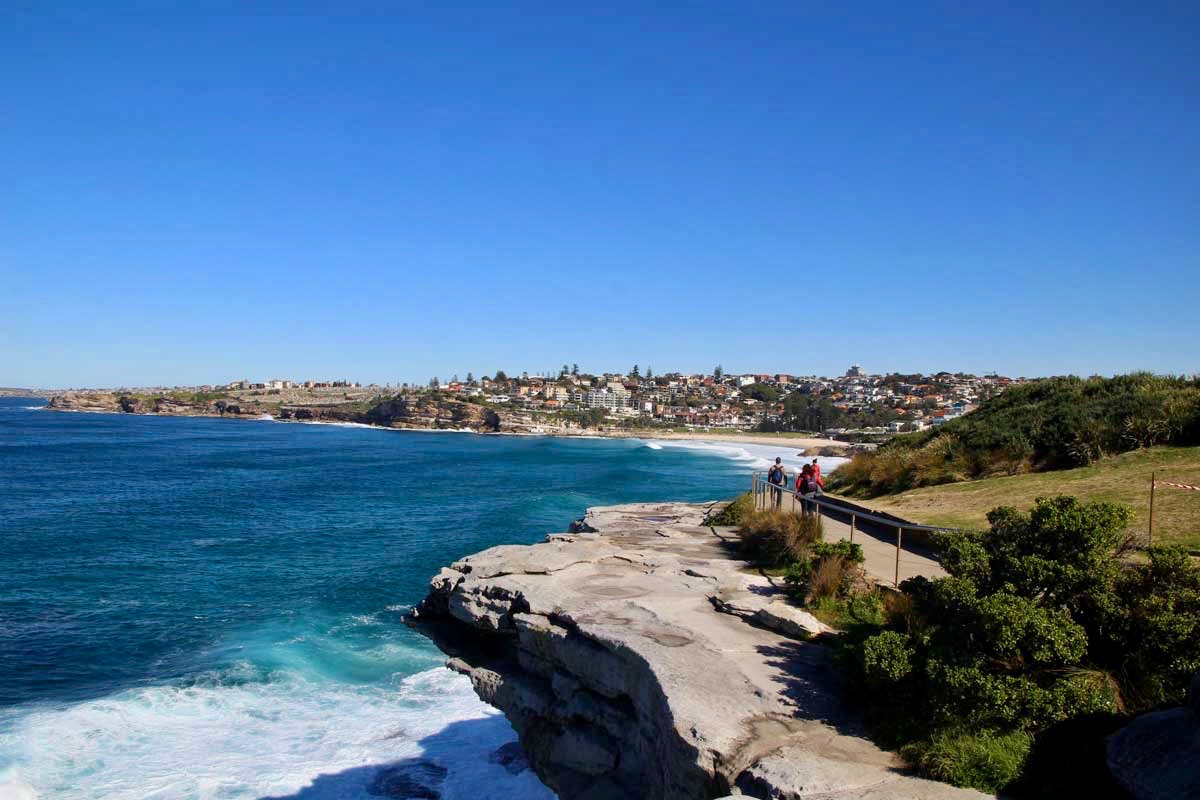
[767,457,787,509]
[797,463,823,514]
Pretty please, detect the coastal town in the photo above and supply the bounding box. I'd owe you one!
[33,365,1028,444]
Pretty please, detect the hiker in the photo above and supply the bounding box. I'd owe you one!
[810,458,822,484]
[797,463,823,514]
[767,457,787,509]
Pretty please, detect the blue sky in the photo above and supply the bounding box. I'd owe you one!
[2,1,1197,387]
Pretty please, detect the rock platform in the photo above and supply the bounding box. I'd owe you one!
[409,501,990,800]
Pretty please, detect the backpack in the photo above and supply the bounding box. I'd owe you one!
[768,465,783,484]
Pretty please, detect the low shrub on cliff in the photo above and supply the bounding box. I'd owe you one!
[836,494,1200,794]
[707,492,753,527]
[738,511,823,568]
[783,541,865,603]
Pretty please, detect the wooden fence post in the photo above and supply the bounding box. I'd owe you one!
[850,513,856,544]
[895,527,903,587]
[1148,472,1155,547]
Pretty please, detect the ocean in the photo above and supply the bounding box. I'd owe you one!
[0,397,837,799]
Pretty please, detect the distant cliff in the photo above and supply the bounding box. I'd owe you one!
[47,391,507,433]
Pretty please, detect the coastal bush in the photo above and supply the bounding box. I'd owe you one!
[808,592,887,630]
[836,494,1200,793]
[829,373,1200,497]
[783,540,865,602]
[738,511,822,568]
[707,492,753,527]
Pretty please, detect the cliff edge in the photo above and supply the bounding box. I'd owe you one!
[409,502,990,800]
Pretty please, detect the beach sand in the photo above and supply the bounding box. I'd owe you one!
[599,430,848,452]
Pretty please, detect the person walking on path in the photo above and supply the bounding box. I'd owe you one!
[767,458,787,510]
[797,464,822,514]
[810,458,822,484]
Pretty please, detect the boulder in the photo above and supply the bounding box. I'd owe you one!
[1107,670,1200,800]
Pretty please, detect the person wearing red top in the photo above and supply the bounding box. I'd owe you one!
[810,458,824,489]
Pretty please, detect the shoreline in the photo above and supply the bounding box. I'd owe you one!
[33,402,846,450]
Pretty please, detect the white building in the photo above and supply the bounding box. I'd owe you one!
[584,389,631,411]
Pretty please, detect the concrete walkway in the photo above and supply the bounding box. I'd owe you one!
[818,513,947,585]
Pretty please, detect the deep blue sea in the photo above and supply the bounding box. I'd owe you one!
[0,397,779,800]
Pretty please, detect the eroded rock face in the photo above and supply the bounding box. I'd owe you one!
[409,502,991,800]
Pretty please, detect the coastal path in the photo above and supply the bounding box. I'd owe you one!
[751,474,952,586]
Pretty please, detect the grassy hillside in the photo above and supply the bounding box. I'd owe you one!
[856,446,1200,550]
[830,373,1200,497]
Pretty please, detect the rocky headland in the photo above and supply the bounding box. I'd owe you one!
[408,501,990,800]
[45,390,516,433]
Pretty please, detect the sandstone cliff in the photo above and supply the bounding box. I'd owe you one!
[47,391,508,433]
[409,502,990,800]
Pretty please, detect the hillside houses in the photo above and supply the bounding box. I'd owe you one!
[421,365,1021,437]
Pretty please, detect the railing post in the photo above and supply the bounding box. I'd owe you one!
[850,513,856,544]
[895,526,903,587]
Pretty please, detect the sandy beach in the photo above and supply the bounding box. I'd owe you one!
[598,430,848,452]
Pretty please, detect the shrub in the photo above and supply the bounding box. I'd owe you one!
[783,540,865,602]
[738,511,822,568]
[1097,545,1200,708]
[901,729,1032,794]
[838,495,1196,791]
[707,492,753,527]
[809,592,887,630]
[808,555,848,601]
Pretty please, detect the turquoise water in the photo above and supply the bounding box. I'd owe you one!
[0,397,755,799]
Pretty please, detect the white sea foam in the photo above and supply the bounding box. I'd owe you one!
[0,668,555,800]
[643,438,848,475]
[643,442,663,450]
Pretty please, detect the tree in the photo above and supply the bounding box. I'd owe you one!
[631,365,640,378]
[494,370,508,382]
[646,366,654,379]
[452,374,459,383]
[466,372,474,384]
[741,382,778,403]
[572,363,579,376]
[429,377,439,388]
[561,364,569,376]
[714,364,724,380]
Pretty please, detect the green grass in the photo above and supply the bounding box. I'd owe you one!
[855,446,1200,550]
[901,729,1033,794]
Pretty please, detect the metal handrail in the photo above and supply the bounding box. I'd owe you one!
[750,472,969,533]
[750,472,971,586]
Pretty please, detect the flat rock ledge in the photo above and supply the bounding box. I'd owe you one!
[408,501,989,800]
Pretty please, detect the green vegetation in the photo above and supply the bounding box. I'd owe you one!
[736,510,823,568]
[783,540,865,602]
[855,446,1200,550]
[706,492,753,526]
[835,495,1200,794]
[740,382,779,403]
[759,391,899,434]
[901,730,1033,793]
[831,373,1200,497]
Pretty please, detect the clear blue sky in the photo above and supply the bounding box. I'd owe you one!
[2,1,1197,388]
